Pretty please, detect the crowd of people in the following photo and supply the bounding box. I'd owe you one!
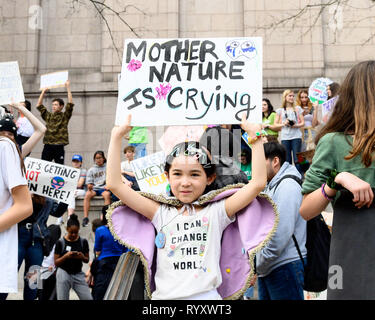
[0,60,374,300]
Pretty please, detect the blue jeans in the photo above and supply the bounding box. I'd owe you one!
[281,138,302,173]
[18,226,44,300]
[257,258,306,300]
[129,143,147,159]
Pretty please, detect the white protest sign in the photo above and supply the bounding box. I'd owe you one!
[158,125,205,154]
[308,77,333,104]
[40,70,68,90]
[116,37,263,126]
[321,96,338,124]
[0,61,25,105]
[131,151,168,195]
[24,157,80,205]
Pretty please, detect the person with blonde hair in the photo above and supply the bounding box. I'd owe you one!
[300,60,375,299]
[274,90,305,174]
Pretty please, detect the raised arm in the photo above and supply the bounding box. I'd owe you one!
[106,114,159,220]
[66,80,73,104]
[225,115,267,218]
[11,102,46,158]
[37,88,47,107]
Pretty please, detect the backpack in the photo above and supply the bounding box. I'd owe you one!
[58,236,85,254]
[273,174,331,293]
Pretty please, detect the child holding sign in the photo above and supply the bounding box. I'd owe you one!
[106,114,270,300]
[0,116,33,299]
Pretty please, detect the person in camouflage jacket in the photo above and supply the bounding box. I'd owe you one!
[37,80,74,164]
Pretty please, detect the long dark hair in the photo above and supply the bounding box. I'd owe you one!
[328,82,340,98]
[93,150,107,164]
[316,60,375,167]
[262,98,275,119]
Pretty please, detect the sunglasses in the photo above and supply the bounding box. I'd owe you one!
[168,142,212,168]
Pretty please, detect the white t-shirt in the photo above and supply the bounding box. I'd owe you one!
[121,160,133,173]
[16,117,34,137]
[0,137,28,293]
[151,199,235,300]
[276,106,303,140]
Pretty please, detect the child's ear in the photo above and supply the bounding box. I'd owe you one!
[207,173,216,185]
[165,171,169,179]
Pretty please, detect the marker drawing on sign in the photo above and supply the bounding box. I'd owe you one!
[117,37,263,126]
[127,59,142,72]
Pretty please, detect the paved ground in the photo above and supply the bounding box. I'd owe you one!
[7,213,96,300]
[6,204,333,300]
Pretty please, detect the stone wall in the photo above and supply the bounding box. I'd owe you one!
[1,0,375,163]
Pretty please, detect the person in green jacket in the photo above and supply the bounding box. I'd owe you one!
[300,60,375,300]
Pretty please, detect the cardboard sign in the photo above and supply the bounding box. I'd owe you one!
[0,61,25,105]
[24,157,80,204]
[130,151,168,195]
[116,37,263,126]
[242,132,252,148]
[308,77,333,104]
[40,71,68,90]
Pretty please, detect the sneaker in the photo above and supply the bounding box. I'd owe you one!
[82,217,89,227]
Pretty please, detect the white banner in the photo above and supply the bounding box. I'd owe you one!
[116,37,263,126]
[40,70,68,90]
[0,61,25,105]
[321,96,338,124]
[131,151,168,196]
[24,157,80,204]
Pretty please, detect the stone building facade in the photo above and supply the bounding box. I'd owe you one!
[1,0,374,162]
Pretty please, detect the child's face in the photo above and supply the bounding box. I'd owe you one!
[52,101,64,113]
[94,153,105,166]
[166,155,215,204]
[71,160,82,169]
[125,150,135,161]
[66,225,79,242]
[240,156,247,165]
